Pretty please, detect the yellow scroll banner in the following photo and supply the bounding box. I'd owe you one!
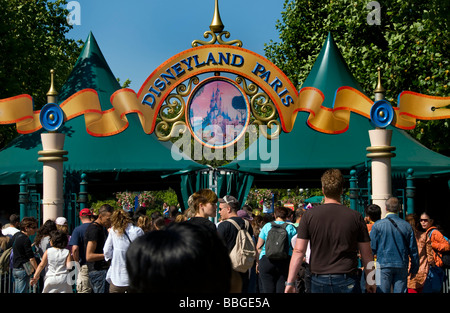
[0,87,449,136]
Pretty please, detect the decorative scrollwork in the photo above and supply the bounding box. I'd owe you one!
[156,78,201,141]
[176,76,199,97]
[192,31,216,47]
[252,119,281,140]
[235,76,258,96]
[160,94,185,124]
[246,89,280,140]
[155,121,187,142]
[156,95,184,140]
[251,93,277,122]
[216,31,242,47]
[192,31,242,48]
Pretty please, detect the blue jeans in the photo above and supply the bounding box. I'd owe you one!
[88,269,109,293]
[311,273,361,293]
[12,268,29,293]
[377,267,408,293]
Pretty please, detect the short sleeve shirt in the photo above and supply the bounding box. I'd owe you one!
[84,222,109,271]
[217,217,254,252]
[258,221,297,259]
[297,203,370,274]
[69,222,91,265]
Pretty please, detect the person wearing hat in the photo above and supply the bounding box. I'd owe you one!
[68,208,93,293]
[237,209,253,222]
[55,216,71,250]
[217,195,255,293]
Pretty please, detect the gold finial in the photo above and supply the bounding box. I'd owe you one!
[192,0,242,47]
[46,69,58,100]
[210,0,224,33]
[374,67,386,97]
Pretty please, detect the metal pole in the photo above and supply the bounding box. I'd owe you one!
[78,173,88,211]
[349,170,359,211]
[18,174,28,219]
[406,168,415,214]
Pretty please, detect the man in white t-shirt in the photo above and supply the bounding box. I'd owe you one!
[2,214,20,238]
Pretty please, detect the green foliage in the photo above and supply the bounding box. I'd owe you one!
[89,188,179,216]
[90,199,120,215]
[150,188,179,207]
[0,0,83,148]
[264,0,449,156]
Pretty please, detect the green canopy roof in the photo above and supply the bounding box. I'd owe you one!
[0,32,207,186]
[222,33,450,180]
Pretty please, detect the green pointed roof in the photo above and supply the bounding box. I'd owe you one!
[302,32,364,108]
[222,33,450,179]
[0,32,206,186]
[58,32,121,110]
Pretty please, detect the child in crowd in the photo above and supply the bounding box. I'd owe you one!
[30,230,73,293]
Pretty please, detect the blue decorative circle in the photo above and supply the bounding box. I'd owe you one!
[40,103,64,131]
[370,99,394,128]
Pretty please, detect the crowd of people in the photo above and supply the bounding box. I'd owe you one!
[0,168,449,294]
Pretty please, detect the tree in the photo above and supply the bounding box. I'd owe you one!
[0,0,83,148]
[264,0,449,156]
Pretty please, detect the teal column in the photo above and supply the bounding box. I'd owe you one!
[349,170,359,211]
[78,173,88,211]
[18,174,28,219]
[406,168,415,214]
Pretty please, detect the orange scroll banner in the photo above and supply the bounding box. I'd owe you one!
[0,87,449,137]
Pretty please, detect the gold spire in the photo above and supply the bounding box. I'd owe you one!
[210,0,224,33]
[374,67,386,95]
[47,69,58,96]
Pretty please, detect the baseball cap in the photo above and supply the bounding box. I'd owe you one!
[79,208,93,217]
[55,217,67,225]
[218,195,239,205]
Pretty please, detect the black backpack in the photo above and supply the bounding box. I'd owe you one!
[265,222,290,261]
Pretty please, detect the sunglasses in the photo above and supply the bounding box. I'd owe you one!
[420,219,430,222]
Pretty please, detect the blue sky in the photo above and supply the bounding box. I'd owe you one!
[66,0,286,92]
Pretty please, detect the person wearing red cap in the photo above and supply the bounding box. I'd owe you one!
[68,208,93,293]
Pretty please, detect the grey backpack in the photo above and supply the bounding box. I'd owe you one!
[265,222,290,260]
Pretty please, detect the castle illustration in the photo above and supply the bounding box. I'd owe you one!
[202,84,232,127]
[189,82,247,146]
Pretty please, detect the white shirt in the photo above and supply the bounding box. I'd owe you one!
[104,223,144,287]
[2,226,19,237]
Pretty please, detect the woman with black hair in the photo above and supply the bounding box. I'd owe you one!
[31,230,73,293]
[126,222,240,293]
[420,211,450,292]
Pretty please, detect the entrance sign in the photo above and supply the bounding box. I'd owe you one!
[137,44,298,136]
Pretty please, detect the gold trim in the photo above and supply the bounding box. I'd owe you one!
[366,146,396,152]
[38,156,69,162]
[366,152,396,158]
